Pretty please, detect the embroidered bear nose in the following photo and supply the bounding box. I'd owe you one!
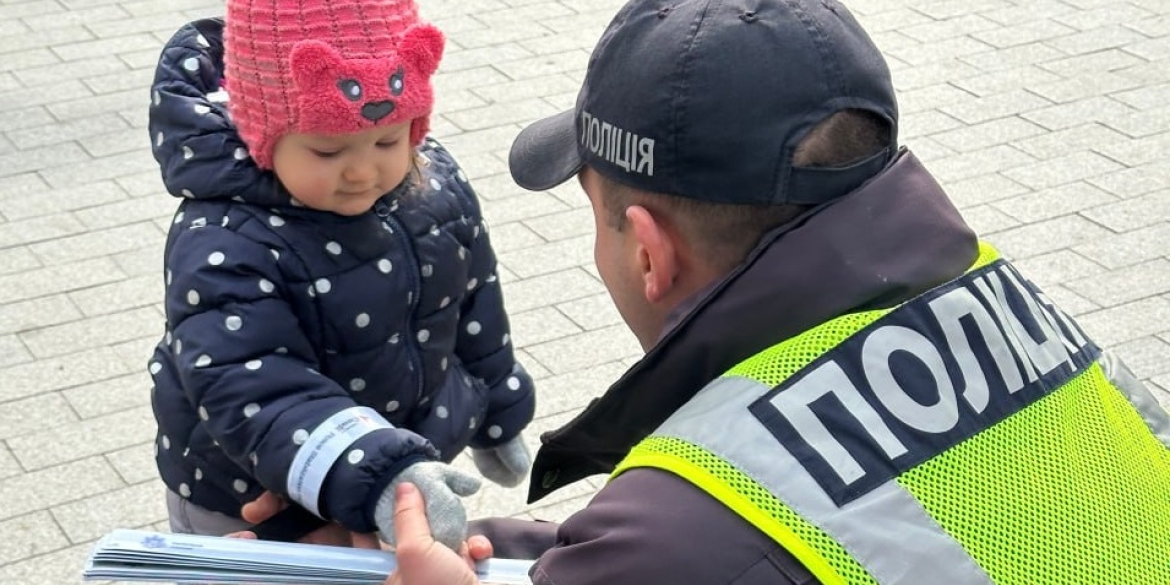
[361,101,396,122]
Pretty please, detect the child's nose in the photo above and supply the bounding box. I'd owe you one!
[343,160,378,185]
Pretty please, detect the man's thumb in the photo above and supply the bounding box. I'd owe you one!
[392,482,434,545]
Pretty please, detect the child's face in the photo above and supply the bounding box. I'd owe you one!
[271,121,413,216]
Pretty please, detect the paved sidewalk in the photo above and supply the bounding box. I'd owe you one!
[1,0,1168,582]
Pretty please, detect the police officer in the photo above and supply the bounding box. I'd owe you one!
[251,0,1170,582]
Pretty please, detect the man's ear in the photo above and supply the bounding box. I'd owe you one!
[626,205,678,304]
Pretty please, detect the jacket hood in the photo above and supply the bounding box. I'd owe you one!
[149,18,291,208]
[528,150,979,502]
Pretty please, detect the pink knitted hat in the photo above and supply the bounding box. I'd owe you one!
[224,0,445,169]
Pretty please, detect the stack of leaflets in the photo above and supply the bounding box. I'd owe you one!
[83,529,534,585]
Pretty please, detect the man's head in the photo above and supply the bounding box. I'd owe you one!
[508,0,898,347]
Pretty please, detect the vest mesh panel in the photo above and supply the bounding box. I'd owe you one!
[897,363,1170,585]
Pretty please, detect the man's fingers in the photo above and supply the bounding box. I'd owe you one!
[225,530,258,539]
[466,534,494,561]
[392,482,436,546]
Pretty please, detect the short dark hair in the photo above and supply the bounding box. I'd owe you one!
[598,109,890,271]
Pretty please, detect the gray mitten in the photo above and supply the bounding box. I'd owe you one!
[373,461,481,550]
[471,434,531,488]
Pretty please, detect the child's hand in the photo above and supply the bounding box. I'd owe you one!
[471,434,531,488]
[375,462,482,551]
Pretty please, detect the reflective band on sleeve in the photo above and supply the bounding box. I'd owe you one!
[286,407,394,517]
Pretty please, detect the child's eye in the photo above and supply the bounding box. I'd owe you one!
[376,140,399,149]
[311,149,341,159]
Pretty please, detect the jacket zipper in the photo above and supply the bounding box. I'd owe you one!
[374,199,426,401]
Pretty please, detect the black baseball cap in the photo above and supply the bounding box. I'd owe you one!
[509,0,899,206]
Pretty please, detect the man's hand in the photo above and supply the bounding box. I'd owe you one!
[228,491,380,548]
[386,482,492,585]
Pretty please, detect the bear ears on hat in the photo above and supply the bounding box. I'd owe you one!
[288,23,445,87]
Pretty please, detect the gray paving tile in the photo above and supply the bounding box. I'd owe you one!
[523,208,593,242]
[1039,48,1147,78]
[0,294,83,337]
[0,213,90,251]
[0,457,125,523]
[960,42,1064,72]
[0,143,90,180]
[1000,151,1123,190]
[0,512,70,567]
[1055,3,1154,30]
[1026,71,1147,104]
[0,392,77,441]
[526,324,642,375]
[0,180,128,222]
[480,189,570,224]
[1111,336,1170,379]
[9,405,154,471]
[926,144,1036,183]
[486,222,545,253]
[931,116,1048,152]
[1088,164,1170,199]
[971,19,1078,49]
[0,346,132,403]
[986,214,1114,259]
[501,268,605,314]
[22,5,129,31]
[1074,222,1170,268]
[952,66,1062,97]
[943,172,1031,209]
[1040,284,1101,316]
[1067,259,1170,307]
[62,372,151,420]
[0,333,31,368]
[0,246,42,276]
[72,196,178,230]
[1022,96,1137,131]
[1081,191,1170,232]
[1076,296,1170,347]
[51,480,166,543]
[18,305,161,359]
[498,234,593,279]
[0,541,93,585]
[1013,249,1107,289]
[509,306,583,347]
[901,110,966,139]
[0,444,22,481]
[530,360,627,420]
[1010,123,1131,160]
[28,222,162,266]
[104,442,157,485]
[1101,105,1170,138]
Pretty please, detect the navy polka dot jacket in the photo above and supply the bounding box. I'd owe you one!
[146,18,535,533]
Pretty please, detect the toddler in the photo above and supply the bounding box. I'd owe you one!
[146,0,536,550]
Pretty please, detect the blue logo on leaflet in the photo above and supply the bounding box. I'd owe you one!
[141,535,167,549]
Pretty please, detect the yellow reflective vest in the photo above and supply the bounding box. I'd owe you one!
[615,243,1170,585]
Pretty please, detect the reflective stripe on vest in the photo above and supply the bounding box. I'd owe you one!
[614,243,1170,585]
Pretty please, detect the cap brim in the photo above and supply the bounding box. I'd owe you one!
[509,109,582,191]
